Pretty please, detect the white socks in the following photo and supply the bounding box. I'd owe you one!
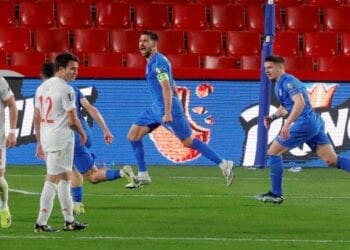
[0,176,8,210]
[57,180,74,223]
[36,181,57,226]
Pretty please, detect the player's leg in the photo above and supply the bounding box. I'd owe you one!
[0,147,11,228]
[71,169,85,215]
[316,144,350,172]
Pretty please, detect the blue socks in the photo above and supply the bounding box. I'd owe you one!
[131,141,147,172]
[337,156,350,172]
[71,186,83,203]
[191,138,222,165]
[105,169,121,180]
[269,155,284,196]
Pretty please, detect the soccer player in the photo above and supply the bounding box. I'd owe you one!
[0,77,17,228]
[126,31,234,188]
[34,53,88,232]
[40,62,139,216]
[256,55,350,204]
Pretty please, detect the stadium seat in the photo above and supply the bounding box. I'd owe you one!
[235,0,265,4]
[317,56,350,71]
[226,31,261,56]
[85,52,123,68]
[308,0,343,6]
[187,31,223,55]
[303,32,338,57]
[110,30,140,53]
[9,51,46,66]
[172,4,207,30]
[285,6,321,32]
[56,2,92,28]
[0,2,16,27]
[18,1,55,28]
[341,33,350,57]
[0,52,7,65]
[0,27,31,52]
[46,51,84,65]
[195,0,230,3]
[240,55,261,70]
[284,56,314,72]
[246,5,282,32]
[124,53,147,68]
[345,0,350,4]
[324,7,350,32]
[134,4,169,30]
[95,2,131,29]
[166,54,200,68]
[157,31,185,54]
[34,29,70,53]
[273,32,300,56]
[274,0,305,6]
[203,56,238,69]
[210,4,245,31]
[73,29,109,53]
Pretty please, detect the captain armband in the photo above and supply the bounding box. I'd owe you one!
[157,72,169,82]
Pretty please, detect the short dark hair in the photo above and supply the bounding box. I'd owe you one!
[265,55,285,64]
[141,31,159,42]
[41,62,55,79]
[54,52,79,72]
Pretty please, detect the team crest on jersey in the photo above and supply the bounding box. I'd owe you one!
[287,83,295,89]
[156,67,163,74]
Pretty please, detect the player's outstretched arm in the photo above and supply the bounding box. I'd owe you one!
[80,97,114,144]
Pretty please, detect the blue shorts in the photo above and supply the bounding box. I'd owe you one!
[74,131,95,174]
[276,112,331,151]
[134,107,192,140]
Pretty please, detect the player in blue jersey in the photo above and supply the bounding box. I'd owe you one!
[256,55,350,204]
[125,31,234,188]
[41,62,139,215]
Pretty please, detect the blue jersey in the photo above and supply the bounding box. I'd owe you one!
[274,73,313,120]
[146,52,183,116]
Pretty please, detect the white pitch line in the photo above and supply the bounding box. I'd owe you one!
[9,188,40,195]
[1,235,350,244]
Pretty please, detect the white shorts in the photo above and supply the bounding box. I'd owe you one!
[45,142,74,175]
[0,146,6,169]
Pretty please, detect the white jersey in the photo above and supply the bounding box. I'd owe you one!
[0,77,14,146]
[35,77,76,152]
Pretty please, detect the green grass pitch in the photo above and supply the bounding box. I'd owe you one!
[1,165,350,250]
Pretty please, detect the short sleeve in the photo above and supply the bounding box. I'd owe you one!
[285,81,302,98]
[155,59,170,83]
[0,77,14,102]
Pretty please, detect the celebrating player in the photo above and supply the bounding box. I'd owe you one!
[34,53,88,232]
[256,55,350,204]
[126,31,234,188]
[0,77,17,228]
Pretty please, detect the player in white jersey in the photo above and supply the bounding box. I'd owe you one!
[33,52,88,232]
[0,77,17,228]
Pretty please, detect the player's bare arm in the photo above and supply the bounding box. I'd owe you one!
[4,95,17,148]
[33,107,44,160]
[159,78,173,124]
[80,97,114,144]
[264,105,288,129]
[67,109,87,146]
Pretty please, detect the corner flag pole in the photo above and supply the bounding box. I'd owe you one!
[254,0,275,168]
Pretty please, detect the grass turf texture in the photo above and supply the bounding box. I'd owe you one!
[1,165,350,250]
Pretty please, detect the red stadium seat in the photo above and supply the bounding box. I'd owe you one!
[0,52,7,65]
[187,31,223,55]
[134,4,169,30]
[157,31,185,54]
[341,33,350,57]
[34,29,70,53]
[235,0,265,4]
[110,30,140,53]
[0,2,15,27]
[0,27,31,52]
[73,29,109,53]
[46,51,84,65]
[203,56,238,69]
[274,0,305,6]
[246,5,282,32]
[303,32,338,57]
[195,0,230,3]
[95,2,131,29]
[308,0,343,6]
[124,53,147,68]
[9,51,46,66]
[284,56,314,72]
[166,54,200,68]
[210,4,245,31]
[345,0,350,4]
[240,55,260,70]
[172,4,207,30]
[226,31,261,56]
[56,2,92,28]
[273,32,300,56]
[324,7,350,32]
[85,52,123,68]
[18,1,55,28]
[317,56,350,71]
[285,6,321,32]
